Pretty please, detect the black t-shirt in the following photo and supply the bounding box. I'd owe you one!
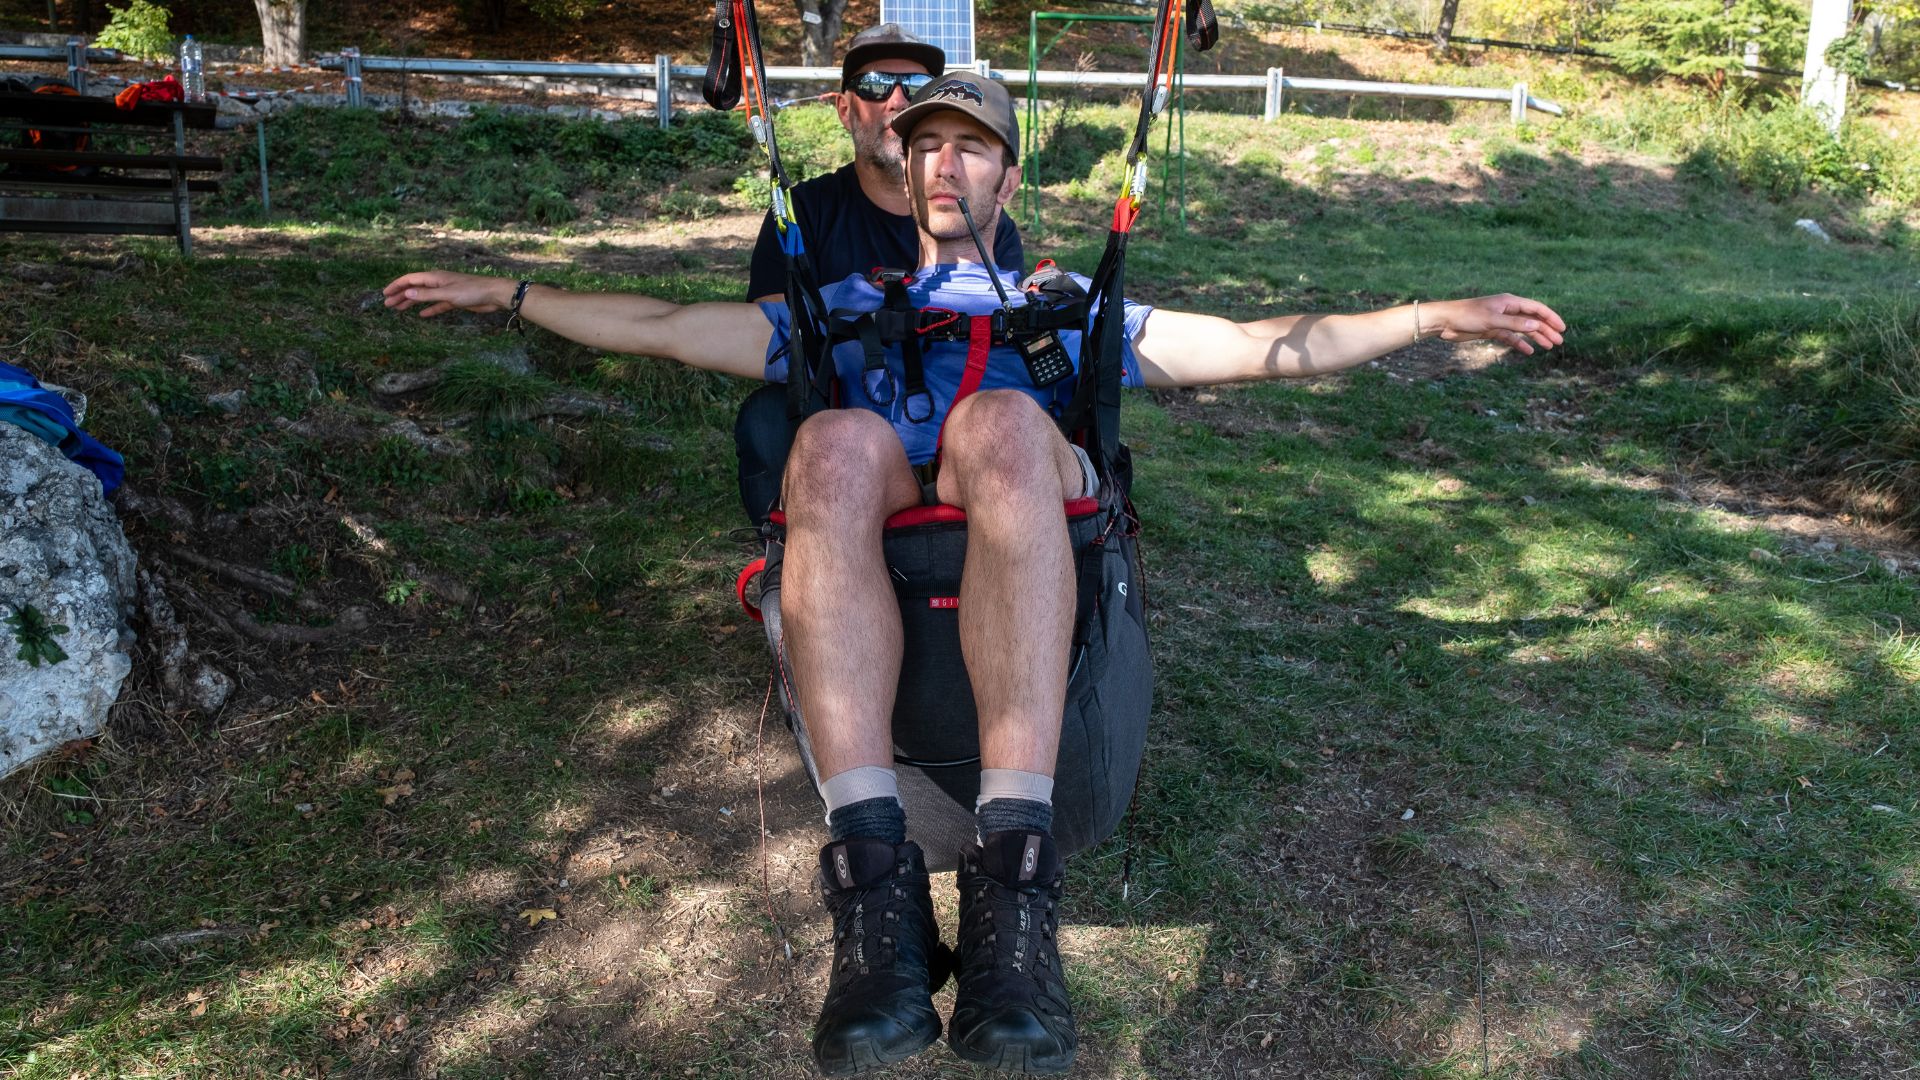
[746,162,1025,300]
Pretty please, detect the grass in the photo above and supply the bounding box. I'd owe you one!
[3,83,1919,1078]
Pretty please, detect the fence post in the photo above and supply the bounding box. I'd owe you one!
[343,47,363,107]
[973,58,991,79]
[1264,67,1283,121]
[66,37,86,92]
[655,54,671,129]
[1510,81,1527,124]
[258,115,271,215]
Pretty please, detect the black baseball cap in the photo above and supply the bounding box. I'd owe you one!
[889,73,1020,162]
[841,23,945,86]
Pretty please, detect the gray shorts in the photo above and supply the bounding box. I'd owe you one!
[1069,443,1099,498]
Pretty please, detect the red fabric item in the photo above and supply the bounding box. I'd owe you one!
[113,75,184,109]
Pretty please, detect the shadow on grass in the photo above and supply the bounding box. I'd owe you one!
[1063,378,1919,1077]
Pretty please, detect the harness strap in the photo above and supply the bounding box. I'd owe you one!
[879,276,936,424]
[929,315,996,463]
[701,0,742,109]
[956,314,995,403]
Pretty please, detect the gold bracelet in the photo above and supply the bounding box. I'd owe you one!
[1411,300,1421,344]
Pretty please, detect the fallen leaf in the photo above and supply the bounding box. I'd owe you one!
[520,907,558,928]
[377,783,413,806]
[1796,775,1812,788]
[191,1000,207,1017]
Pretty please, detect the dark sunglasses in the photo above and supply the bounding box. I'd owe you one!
[845,70,932,102]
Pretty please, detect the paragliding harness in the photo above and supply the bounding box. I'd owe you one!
[1,77,95,178]
[711,0,1217,868]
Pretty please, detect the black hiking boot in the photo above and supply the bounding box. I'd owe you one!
[811,837,950,1076]
[947,831,1076,1074]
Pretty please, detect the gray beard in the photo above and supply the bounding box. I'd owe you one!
[853,126,905,188]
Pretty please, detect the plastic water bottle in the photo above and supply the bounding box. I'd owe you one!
[179,35,205,102]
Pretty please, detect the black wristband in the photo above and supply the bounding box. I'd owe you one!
[506,279,535,333]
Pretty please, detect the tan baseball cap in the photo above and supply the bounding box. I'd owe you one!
[888,73,1020,162]
[841,23,945,86]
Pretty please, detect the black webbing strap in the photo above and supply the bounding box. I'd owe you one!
[785,259,835,422]
[878,275,934,423]
[701,0,741,110]
[1186,0,1219,51]
[1060,230,1129,477]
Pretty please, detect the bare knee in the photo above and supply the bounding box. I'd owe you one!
[941,391,1064,499]
[783,410,912,519]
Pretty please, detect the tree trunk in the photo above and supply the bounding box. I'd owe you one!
[795,0,849,67]
[1430,0,1459,50]
[251,0,308,67]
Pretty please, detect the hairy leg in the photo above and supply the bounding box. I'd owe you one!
[780,409,924,780]
[934,391,1084,777]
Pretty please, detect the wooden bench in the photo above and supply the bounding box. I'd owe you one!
[0,89,222,255]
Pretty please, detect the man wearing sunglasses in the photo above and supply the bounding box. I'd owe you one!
[745,23,1024,304]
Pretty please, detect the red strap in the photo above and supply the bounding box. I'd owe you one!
[955,313,993,403]
[933,314,995,459]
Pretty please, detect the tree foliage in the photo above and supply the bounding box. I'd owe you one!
[1600,0,1809,80]
[530,0,592,22]
[93,0,175,63]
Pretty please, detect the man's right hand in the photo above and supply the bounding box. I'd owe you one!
[382,271,515,318]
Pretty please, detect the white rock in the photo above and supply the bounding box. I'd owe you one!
[1,425,138,779]
[1794,218,1833,243]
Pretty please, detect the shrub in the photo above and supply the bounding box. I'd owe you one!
[94,0,175,64]
[1820,295,1920,524]
[1684,102,1920,201]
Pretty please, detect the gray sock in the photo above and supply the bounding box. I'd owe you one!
[976,797,1053,838]
[828,796,906,845]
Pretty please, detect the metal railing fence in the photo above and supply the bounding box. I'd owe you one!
[314,49,1564,130]
[5,38,1566,130]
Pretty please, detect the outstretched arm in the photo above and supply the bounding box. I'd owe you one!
[1132,295,1566,388]
[382,271,774,381]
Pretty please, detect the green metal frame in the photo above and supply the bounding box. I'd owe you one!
[1023,11,1187,236]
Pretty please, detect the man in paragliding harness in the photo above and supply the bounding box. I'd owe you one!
[384,72,1566,1076]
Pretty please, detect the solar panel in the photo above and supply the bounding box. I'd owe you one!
[880,0,975,68]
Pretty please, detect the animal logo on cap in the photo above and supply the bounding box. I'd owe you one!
[930,80,985,105]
